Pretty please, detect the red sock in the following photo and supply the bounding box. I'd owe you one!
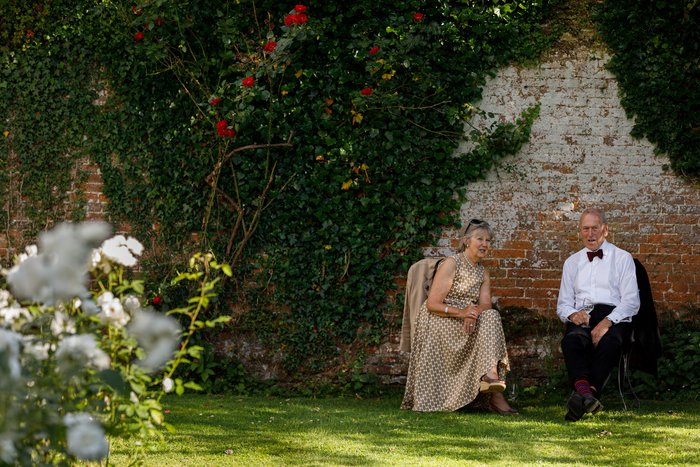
[574,378,593,397]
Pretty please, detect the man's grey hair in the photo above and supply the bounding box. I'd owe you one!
[580,207,607,225]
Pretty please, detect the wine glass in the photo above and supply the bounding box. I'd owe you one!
[580,298,594,328]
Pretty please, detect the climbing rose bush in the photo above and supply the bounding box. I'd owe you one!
[0,221,230,464]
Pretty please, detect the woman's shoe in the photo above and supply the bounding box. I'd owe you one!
[479,376,506,393]
[490,402,519,416]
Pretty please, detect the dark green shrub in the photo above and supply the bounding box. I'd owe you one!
[631,321,700,400]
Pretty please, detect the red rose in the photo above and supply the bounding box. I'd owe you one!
[413,12,425,22]
[242,76,255,88]
[132,5,143,15]
[151,295,162,306]
[263,41,277,52]
[284,13,307,26]
[133,31,144,41]
[294,4,307,13]
[360,87,373,96]
[209,97,222,105]
[369,46,380,55]
[155,17,165,27]
[216,120,236,137]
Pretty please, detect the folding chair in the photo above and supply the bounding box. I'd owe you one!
[615,339,640,410]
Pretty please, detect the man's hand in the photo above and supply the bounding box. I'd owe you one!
[591,317,613,346]
[568,310,590,327]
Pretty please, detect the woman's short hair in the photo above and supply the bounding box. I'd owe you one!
[458,219,494,252]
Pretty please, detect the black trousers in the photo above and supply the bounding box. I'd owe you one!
[561,304,633,394]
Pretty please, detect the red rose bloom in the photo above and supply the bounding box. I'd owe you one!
[369,46,380,55]
[216,120,236,137]
[284,13,307,26]
[413,12,425,22]
[133,31,144,41]
[360,87,373,96]
[242,76,255,88]
[263,41,277,52]
[294,4,307,13]
[209,97,222,105]
[151,295,162,306]
[155,17,165,27]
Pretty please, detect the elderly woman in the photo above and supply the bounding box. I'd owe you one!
[401,219,516,414]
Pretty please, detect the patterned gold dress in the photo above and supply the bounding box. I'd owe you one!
[401,254,509,412]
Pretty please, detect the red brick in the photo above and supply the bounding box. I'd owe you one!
[680,254,700,265]
[493,287,525,298]
[508,268,543,279]
[501,240,531,250]
[639,244,657,254]
[491,249,527,259]
[499,297,535,308]
[664,291,696,303]
[532,279,561,289]
[528,288,558,299]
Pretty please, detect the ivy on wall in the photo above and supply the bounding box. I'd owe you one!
[595,0,700,177]
[1,0,556,379]
[0,1,98,234]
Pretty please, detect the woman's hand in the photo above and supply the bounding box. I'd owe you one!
[462,304,480,334]
[463,317,477,334]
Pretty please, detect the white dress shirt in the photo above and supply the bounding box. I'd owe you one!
[556,240,640,324]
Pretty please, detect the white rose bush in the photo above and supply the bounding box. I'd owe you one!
[0,221,231,465]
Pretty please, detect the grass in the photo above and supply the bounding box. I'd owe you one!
[109,392,700,466]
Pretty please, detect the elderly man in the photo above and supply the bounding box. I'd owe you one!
[556,208,640,421]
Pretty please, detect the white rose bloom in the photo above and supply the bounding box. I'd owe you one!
[80,298,100,316]
[77,222,113,246]
[0,329,21,381]
[6,256,48,303]
[7,222,112,306]
[125,236,144,256]
[96,292,130,328]
[64,413,109,461]
[50,311,76,337]
[0,437,17,464]
[55,334,110,374]
[22,336,50,361]
[127,310,181,372]
[15,244,38,264]
[0,289,12,308]
[0,302,32,330]
[122,295,142,314]
[100,235,144,267]
[90,249,112,273]
[162,377,174,393]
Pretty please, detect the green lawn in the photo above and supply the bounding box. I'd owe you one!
[109,393,700,466]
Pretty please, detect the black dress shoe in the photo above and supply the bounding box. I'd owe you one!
[564,392,602,422]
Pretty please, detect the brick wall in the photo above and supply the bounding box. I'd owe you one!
[454,47,700,314]
[368,46,700,385]
[0,158,109,262]
[4,46,698,387]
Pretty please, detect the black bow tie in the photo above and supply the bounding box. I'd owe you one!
[587,250,603,262]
